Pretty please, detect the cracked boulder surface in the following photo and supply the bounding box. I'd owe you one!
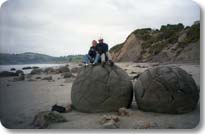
[71,65,133,113]
[134,66,199,114]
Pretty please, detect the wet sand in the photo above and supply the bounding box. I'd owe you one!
[0,62,200,129]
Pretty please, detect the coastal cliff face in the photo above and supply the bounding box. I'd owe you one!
[110,22,200,63]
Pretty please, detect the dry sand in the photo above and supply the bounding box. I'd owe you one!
[0,62,200,129]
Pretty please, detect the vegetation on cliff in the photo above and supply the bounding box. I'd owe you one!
[110,21,200,63]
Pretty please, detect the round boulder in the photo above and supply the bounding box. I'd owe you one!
[57,65,70,73]
[30,69,43,75]
[71,65,133,112]
[134,66,199,114]
[62,72,73,78]
[44,67,56,74]
[16,70,24,75]
[0,71,17,77]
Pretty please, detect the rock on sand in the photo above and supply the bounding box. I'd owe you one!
[134,66,199,114]
[71,65,133,112]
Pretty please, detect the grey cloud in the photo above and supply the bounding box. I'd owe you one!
[0,0,200,56]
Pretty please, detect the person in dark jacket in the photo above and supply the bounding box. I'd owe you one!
[93,38,113,67]
[83,40,97,65]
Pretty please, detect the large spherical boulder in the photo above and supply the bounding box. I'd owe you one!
[134,66,199,114]
[71,65,133,113]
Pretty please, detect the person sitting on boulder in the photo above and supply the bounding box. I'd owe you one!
[83,40,97,66]
[93,38,114,67]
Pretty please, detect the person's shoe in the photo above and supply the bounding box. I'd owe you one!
[84,63,89,68]
[84,63,88,66]
[109,60,114,66]
[92,63,96,66]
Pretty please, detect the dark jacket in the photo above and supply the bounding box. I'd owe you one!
[88,46,96,59]
[96,43,109,54]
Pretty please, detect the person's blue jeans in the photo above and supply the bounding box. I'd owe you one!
[93,53,101,64]
[93,52,112,64]
[83,54,92,64]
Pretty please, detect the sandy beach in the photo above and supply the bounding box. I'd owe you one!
[0,62,200,129]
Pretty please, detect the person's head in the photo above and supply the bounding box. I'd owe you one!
[92,40,97,47]
[98,38,104,43]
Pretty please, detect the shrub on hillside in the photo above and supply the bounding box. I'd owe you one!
[149,41,167,55]
[160,23,184,39]
[132,28,152,40]
[185,23,200,43]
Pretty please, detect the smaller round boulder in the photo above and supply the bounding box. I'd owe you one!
[62,72,73,78]
[57,65,70,73]
[30,69,43,75]
[134,66,199,114]
[44,67,56,74]
[16,70,24,75]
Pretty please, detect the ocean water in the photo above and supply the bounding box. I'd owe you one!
[0,64,66,74]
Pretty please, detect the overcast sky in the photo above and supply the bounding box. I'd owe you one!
[0,0,200,56]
